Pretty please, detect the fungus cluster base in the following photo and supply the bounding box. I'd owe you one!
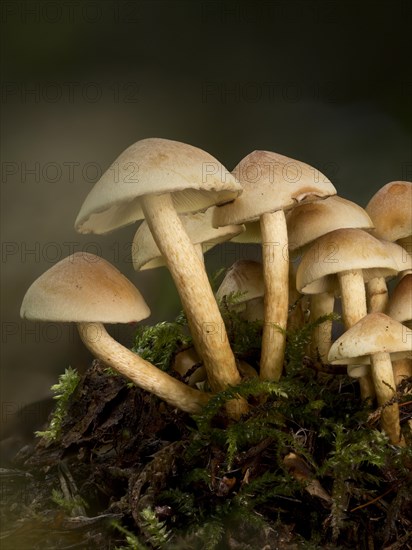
[1,320,412,549]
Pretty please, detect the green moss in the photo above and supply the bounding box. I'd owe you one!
[132,318,191,372]
[36,366,80,442]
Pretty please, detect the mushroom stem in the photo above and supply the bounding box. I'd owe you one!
[338,269,375,401]
[260,210,289,381]
[194,243,205,264]
[370,351,402,445]
[78,322,210,414]
[366,277,389,313]
[338,269,367,328]
[141,193,242,394]
[309,292,335,363]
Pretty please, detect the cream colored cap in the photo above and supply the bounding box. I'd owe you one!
[366,181,412,241]
[133,207,245,270]
[328,313,411,364]
[286,196,374,251]
[216,260,264,304]
[296,229,398,294]
[213,150,336,227]
[75,138,242,235]
[387,274,412,323]
[20,252,150,323]
[380,240,412,274]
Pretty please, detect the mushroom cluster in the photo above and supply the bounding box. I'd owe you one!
[20,138,412,444]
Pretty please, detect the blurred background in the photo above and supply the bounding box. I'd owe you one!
[1,0,411,443]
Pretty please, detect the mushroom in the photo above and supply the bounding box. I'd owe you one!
[216,260,265,321]
[75,138,245,404]
[20,253,210,414]
[132,207,245,271]
[328,313,410,444]
[297,228,399,399]
[386,274,412,387]
[214,150,336,381]
[286,196,374,363]
[366,181,412,243]
[365,181,412,312]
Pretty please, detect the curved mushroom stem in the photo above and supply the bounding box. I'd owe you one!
[338,269,375,401]
[140,193,247,417]
[370,351,403,445]
[366,277,389,313]
[78,322,210,414]
[260,210,289,381]
[309,292,334,364]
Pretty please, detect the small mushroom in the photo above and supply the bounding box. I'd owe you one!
[366,181,412,243]
[297,228,398,399]
[216,260,265,321]
[287,196,374,363]
[328,313,411,444]
[214,150,336,381]
[20,253,210,414]
[75,138,245,406]
[365,181,412,312]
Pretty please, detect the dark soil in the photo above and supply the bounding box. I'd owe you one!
[1,360,411,550]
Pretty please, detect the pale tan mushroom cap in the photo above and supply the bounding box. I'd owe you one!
[20,252,150,323]
[387,274,412,323]
[328,313,411,364]
[213,150,336,227]
[380,240,412,273]
[133,208,245,270]
[75,138,242,235]
[296,229,398,294]
[366,181,412,241]
[286,196,374,250]
[216,260,264,304]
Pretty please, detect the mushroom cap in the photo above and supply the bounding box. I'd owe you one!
[213,150,336,227]
[20,252,150,323]
[75,138,242,235]
[216,260,264,304]
[296,228,398,294]
[328,313,411,364]
[366,181,412,241]
[379,240,412,274]
[286,196,374,250]
[387,273,412,323]
[133,207,245,271]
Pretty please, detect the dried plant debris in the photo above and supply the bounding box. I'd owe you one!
[2,315,412,549]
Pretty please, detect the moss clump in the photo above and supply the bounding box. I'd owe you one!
[4,311,412,549]
[35,366,80,442]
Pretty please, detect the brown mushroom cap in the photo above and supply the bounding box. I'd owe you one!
[286,195,374,251]
[380,240,412,274]
[133,208,245,271]
[216,260,264,305]
[387,273,412,323]
[75,138,242,235]
[328,313,411,365]
[213,150,336,227]
[366,181,412,242]
[20,252,150,324]
[296,228,398,295]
